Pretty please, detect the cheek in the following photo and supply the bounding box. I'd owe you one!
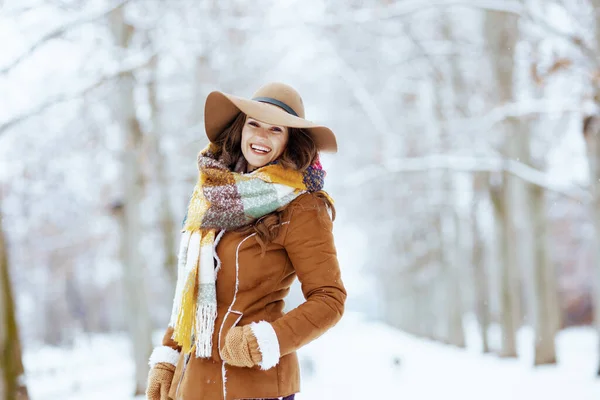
[241,127,250,143]
[274,135,289,156]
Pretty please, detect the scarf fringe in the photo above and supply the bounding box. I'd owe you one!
[194,302,217,357]
[172,260,198,354]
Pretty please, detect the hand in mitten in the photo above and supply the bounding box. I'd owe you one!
[146,346,180,400]
[146,363,175,400]
[220,325,262,368]
[220,321,280,370]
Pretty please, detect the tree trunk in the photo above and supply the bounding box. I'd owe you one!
[108,5,153,395]
[588,0,600,375]
[518,45,559,363]
[485,8,521,358]
[583,115,600,375]
[490,178,519,357]
[530,183,559,365]
[446,12,467,349]
[0,202,29,400]
[147,54,178,288]
[448,208,466,348]
[472,172,491,353]
[515,124,558,365]
[433,11,465,348]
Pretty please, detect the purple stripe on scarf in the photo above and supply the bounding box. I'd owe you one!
[199,157,246,229]
[302,164,325,192]
[202,183,247,229]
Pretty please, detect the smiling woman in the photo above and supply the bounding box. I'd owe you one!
[242,118,289,172]
[145,82,346,400]
[212,111,319,176]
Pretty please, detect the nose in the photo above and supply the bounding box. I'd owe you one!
[255,127,269,138]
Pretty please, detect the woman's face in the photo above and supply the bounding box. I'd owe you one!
[241,116,289,172]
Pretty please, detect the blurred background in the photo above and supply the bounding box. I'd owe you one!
[1,0,600,399]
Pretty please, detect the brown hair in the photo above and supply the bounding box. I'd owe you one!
[214,112,318,172]
[214,112,335,251]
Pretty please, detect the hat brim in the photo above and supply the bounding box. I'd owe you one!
[204,91,338,153]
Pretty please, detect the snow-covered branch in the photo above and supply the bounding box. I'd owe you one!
[446,98,583,134]
[207,0,524,32]
[346,154,590,202]
[0,53,156,136]
[315,0,524,25]
[327,48,397,156]
[521,5,597,67]
[0,0,132,75]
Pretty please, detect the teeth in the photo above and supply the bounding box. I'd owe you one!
[251,144,271,153]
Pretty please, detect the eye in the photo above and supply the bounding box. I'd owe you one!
[248,121,259,127]
[271,127,283,133]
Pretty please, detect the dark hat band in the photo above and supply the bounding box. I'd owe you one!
[252,97,299,117]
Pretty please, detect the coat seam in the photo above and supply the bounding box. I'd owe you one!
[281,207,296,247]
[219,232,256,400]
[214,229,226,275]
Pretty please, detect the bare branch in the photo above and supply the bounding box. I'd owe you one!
[0,53,156,136]
[0,0,132,75]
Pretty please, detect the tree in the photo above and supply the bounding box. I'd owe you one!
[0,200,29,400]
[588,0,600,376]
[583,115,600,375]
[108,4,153,395]
[485,8,521,358]
[472,172,491,353]
[147,50,178,288]
[520,34,560,365]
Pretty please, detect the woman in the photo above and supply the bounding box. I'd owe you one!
[145,82,346,400]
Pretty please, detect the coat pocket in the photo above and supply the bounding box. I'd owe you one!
[217,310,244,361]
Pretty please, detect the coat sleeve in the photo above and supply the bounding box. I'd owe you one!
[269,194,347,357]
[162,326,183,352]
[147,326,182,368]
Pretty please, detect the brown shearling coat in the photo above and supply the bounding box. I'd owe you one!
[162,192,347,400]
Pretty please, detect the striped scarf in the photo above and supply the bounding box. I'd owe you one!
[169,143,327,357]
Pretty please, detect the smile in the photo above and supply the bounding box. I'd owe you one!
[250,143,272,154]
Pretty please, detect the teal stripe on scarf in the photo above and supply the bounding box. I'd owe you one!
[236,179,302,219]
[236,178,281,218]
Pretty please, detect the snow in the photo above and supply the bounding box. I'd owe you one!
[2,2,598,400]
[301,313,600,399]
[23,312,600,399]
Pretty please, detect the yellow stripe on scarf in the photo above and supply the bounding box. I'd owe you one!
[183,173,211,232]
[172,230,216,355]
[172,253,198,354]
[245,164,306,189]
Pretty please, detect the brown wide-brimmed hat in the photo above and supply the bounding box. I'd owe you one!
[204,82,337,153]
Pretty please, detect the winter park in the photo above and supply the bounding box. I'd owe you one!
[1,0,600,399]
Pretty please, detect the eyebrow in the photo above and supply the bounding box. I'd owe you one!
[248,119,285,130]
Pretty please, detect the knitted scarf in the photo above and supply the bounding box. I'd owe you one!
[169,143,327,357]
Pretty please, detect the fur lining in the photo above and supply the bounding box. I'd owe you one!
[213,229,226,274]
[221,361,228,399]
[249,321,280,370]
[148,346,180,368]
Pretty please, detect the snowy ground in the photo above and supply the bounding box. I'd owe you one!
[24,312,600,399]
